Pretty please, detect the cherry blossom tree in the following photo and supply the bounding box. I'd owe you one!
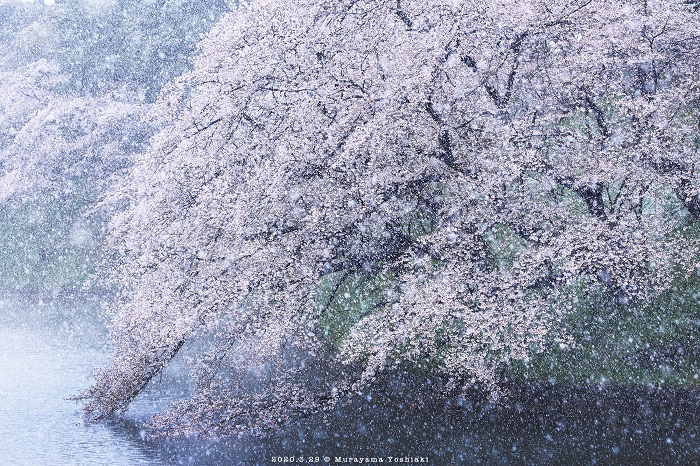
[83,0,700,436]
[0,60,153,204]
[0,1,232,289]
[0,59,155,289]
[4,0,229,99]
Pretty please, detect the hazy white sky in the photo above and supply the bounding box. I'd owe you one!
[0,0,52,4]
[0,0,113,5]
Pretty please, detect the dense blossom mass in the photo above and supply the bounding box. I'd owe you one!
[0,61,150,204]
[82,0,700,435]
[0,0,231,290]
[0,0,229,204]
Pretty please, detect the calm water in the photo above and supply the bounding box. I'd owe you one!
[1,295,699,465]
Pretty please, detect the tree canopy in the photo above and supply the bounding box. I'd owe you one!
[0,0,231,290]
[3,0,229,98]
[83,0,700,436]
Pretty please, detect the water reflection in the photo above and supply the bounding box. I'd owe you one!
[123,377,700,465]
[0,294,158,464]
[1,295,699,465]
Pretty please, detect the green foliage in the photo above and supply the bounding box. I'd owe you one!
[318,271,395,347]
[0,194,102,290]
[484,223,527,270]
[511,272,700,389]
